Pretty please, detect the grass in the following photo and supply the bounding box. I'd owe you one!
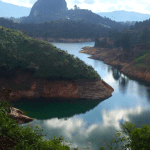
[133,49,150,68]
[0,26,101,80]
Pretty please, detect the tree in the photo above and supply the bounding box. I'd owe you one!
[140,27,150,44]
[114,38,122,48]
[99,121,150,150]
[122,32,131,52]
[74,5,79,10]
[94,34,100,47]
[129,25,134,30]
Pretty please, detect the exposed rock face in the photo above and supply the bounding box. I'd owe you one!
[29,0,67,19]
[0,69,113,101]
[0,69,114,124]
[74,78,114,99]
[6,107,34,124]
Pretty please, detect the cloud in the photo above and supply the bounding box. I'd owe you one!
[20,106,150,150]
[74,0,81,4]
[117,0,149,14]
[1,0,150,14]
[67,0,150,14]
[84,0,95,4]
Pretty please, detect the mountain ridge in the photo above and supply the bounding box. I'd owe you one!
[96,10,150,22]
[0,0,150,23]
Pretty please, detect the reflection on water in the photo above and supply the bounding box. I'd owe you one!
[13,97,104,120]
[12,42,150,150]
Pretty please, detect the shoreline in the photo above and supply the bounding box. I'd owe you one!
[1,76,114,125]
[79,46,150,86]
[35,37,95,43]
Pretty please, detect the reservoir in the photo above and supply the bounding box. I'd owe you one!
[13,42,150,150]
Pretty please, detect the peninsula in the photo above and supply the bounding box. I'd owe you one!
[0,26,114,124]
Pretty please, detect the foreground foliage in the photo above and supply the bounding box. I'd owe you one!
[99,121,150,150]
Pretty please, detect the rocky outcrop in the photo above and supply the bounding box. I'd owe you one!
[0,69,113,102]
[6,107,34,124]
[0,88,34,124]
[28,0,67,22]
[74,78,114,100]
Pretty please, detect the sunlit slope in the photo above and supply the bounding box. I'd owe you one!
[0,26,101,80]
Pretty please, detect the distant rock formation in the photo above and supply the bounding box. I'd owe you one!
[27,0,67,22]
[20,0,124,31]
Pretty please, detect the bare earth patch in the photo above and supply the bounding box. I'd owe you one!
[80,46,150,84]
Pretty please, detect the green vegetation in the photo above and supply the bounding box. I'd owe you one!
[1,98,150,150]
[0,26,100,80]
[133,49,150,67]
[0,99,72,150]
[109,27,150,54]
[0,17,112,39]
[134,53,148,64]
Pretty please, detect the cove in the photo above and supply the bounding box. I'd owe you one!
[12,42,150,150]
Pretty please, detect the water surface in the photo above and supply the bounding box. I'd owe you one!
[13,42,150,150]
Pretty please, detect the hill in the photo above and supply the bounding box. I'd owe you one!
[18,0,125,31]
[0,26,100,80]
[0,17,114,39]
[21,8,125,31]
[96,10,150,22]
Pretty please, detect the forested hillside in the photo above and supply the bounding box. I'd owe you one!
[0,17,113,39]
[0,26,100,80]
[95,26,150,69]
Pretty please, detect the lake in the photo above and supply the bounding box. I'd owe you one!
[12,42,150,150]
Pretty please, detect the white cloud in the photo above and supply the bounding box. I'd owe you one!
[21,106,146,149]
[1,0,150,14]
[117,0,149,14]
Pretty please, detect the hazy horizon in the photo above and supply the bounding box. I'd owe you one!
[1,0,150,15]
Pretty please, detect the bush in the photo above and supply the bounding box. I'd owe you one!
[99,121,150,150]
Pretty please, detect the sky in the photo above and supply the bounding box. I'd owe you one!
[1,0,150,14]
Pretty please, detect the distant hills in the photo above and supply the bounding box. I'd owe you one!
[0,0,124,31]
[0,0,150,23]
[0,0,30,18]
[97,10,150,22]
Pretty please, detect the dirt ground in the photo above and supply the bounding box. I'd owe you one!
[80,46,150,84]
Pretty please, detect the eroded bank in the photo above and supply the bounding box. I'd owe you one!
[80,46,150,84]
[0,69,114,124]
